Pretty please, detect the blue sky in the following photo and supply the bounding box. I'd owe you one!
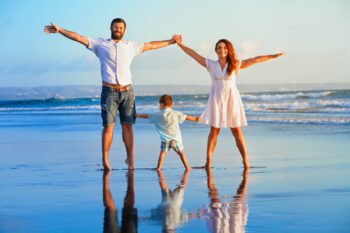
[0,0,349,87]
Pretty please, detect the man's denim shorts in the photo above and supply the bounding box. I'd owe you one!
[160,140,184,153]
[100,86,136,126]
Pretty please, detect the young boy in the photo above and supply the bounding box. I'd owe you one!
[136,94,200,171]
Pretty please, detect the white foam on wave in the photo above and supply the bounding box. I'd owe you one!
[249,116,350,125]
[0,105,101,112]
[242,91,334,101]
[245,99,350,113]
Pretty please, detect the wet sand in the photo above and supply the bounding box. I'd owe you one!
[0,118,349,232]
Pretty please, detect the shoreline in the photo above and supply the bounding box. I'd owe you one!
[0,83,349,100]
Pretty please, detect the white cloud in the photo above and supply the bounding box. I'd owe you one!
[198,42,211,55]
[240,40,259,58]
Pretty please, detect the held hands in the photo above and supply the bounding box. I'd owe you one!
[44,22,60,34]
[195,116,201,122]
[172,34,183,46]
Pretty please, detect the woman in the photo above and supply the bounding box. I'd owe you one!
[173,35,284,169]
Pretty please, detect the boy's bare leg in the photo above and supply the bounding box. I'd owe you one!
[157,151,167,171]
[102,124,115,171]
[230,127,250,169]
[122,124,134,170]
[176,150,191,170]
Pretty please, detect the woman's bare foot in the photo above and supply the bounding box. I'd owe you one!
[205,161,212,170]
[243,160,250,170]
[103,159,111,171]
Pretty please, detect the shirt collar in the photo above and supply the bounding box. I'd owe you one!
[162,108,172,112]
[108,39,124,44]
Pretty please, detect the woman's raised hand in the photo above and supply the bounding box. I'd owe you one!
[272,52,285,58]
[172,34,206,67]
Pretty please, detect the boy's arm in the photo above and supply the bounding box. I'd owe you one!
[186,115,201,122]
[136,113,149,118]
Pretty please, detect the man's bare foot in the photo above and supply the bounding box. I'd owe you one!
[124,158,129,166]
[124,158,134,170]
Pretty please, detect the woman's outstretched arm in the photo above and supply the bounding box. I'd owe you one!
[173,34,206,67]
[240,53,284,69]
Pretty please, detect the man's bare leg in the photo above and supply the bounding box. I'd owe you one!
[102,124,115,171]
[230,127,250,169]
[157,151,167,171]
[122,124,134,169]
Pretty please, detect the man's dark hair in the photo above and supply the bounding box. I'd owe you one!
[159,94,173,107]
[110,18,126,30]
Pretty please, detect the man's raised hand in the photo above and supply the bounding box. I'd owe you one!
[44,22,60,34]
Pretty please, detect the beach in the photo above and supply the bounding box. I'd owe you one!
[0,89,350,232]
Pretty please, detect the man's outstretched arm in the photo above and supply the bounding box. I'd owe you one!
[136,113,149,118]
[142,37,176,52]
[44,22,89,47]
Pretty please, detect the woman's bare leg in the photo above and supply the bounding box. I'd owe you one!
[230,127,250,169]
[206,127,221,169]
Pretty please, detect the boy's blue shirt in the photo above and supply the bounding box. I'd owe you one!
[148,108,187,143]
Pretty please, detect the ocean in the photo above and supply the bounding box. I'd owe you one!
[1,89,349,126]
[0,87,349,233]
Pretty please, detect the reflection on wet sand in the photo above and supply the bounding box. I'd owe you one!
[202,168,249,233]
[102,170,138,233]
[151,170,191,232]
[102,168,248,232]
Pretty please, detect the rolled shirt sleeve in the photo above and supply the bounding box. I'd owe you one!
[131,41,144,56]
[86,37,99,54]
[175,111,187,124]
[148,113,156,124]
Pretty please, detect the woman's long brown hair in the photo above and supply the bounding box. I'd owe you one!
[215,39,239,77]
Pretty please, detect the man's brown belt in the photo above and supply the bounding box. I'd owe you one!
[102,82,131,92]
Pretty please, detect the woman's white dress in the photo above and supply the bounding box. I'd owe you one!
[200,59,247,128]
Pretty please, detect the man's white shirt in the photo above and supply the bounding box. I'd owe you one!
[87,38,144,85]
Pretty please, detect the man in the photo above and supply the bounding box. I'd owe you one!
[44,18,176,170]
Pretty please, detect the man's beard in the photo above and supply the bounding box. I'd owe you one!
[111,31,124,40]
